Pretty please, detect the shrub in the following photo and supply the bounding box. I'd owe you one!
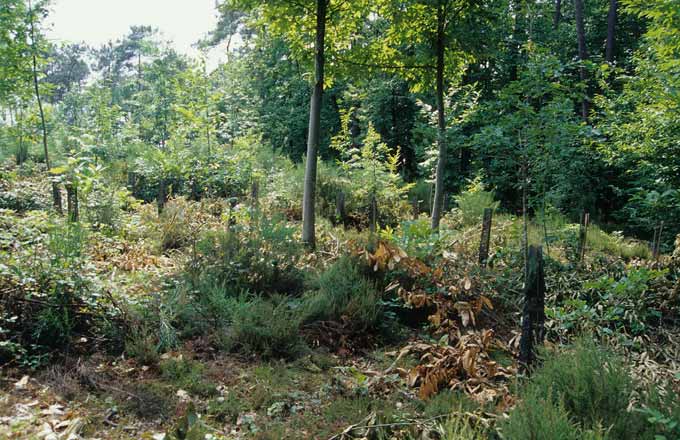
[500,389,586,440]
[453,175,499,226]
[219,294,304,360]
[125,325,161,366]
[207,392,243,423]
[500,339,652,440]
[160,357,218,397]
[191,216,304,295]
[303,256,383,332]
[583,267,668,337]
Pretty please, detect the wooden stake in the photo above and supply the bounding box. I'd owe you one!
[519,245,546,372]
[369,193,379,233]
[479,208,493,266]
[157,179,167,214]
[335,190,346,228]
[65,183,78,222]
[578,212,590,261]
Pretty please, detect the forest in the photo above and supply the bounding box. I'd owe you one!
[0,0,679,438]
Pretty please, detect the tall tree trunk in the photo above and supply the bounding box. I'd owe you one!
[574,0,589,120]
[301,0,327,248]
[553,0,562,29]
[606,0,618,63]
[431,1,447,230]
[28,0,61,214]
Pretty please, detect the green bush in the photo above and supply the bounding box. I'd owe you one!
[453,175,499,226]
[500,339,652,440]
[500,389,590,440]
[191,216,304,295]
[303,256,383,332]
[219,294,304,360]
[160,357,218,397]
[125,325,161,366]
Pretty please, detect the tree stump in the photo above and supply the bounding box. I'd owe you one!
[519,245,546,372]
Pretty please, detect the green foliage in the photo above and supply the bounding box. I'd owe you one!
[160,357,218,397]
[501,339,651,440]
[207,392,243,424]
[190,216,304,295]
[303,256,384,332]
[583,268,668,336]
[453,175,500,226]
[125,325,161,366]
[219,294,304,360]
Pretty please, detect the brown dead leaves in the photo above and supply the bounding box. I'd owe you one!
[363,240,516,405]
[391,329,514,405]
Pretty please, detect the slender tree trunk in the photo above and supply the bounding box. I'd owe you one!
[574,0,589,120]
[431,1,447,230]
[28,0,61,214]
[204,60,211,154]
[137,51,142,92]
[553,0,562,29]
[606,0,618,64]
[301,0,327,248]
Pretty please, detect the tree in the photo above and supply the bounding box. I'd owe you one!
[372,0,498,229]
[43,43,90,103]
[574,0,589,120]
[606,0,618,64]
[215,0,371,248]
[28,0,62,212]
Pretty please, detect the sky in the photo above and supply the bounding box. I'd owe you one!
[46,0,228,69]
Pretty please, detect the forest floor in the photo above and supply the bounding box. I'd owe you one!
[1,170,680,439]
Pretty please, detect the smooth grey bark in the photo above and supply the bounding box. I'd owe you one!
[574,0,589,120]
[301,0,327,249]
[29,0,61,214]
[606,0,618,63]
[431,1,447,230]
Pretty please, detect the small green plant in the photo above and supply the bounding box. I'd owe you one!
[439,411,486,440]
[453,175,499,226]
[584,267,667,336]
[219,294,304,360]
[160,357,218,397]
[501,338,652,439]
[303,256,384,332]
[207,392,243,423]
[125,325,160,365]
[500,389,585,440]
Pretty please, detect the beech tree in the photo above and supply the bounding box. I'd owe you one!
[371,0,497,229]
[216,0,371,248]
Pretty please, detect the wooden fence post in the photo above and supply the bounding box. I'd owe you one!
[578,212,590,261]
[65,183,78,222]
[250,180,259,219]
[335,190,346,228]
[369,193,378,233]
[479,208,493,266]
[653,221,665,260]
[52,182,63,215]
[519,245,546,372]
[157,179,167,215]
[228,197,238,227]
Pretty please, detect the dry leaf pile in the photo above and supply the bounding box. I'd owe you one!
[361,241,517,405]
